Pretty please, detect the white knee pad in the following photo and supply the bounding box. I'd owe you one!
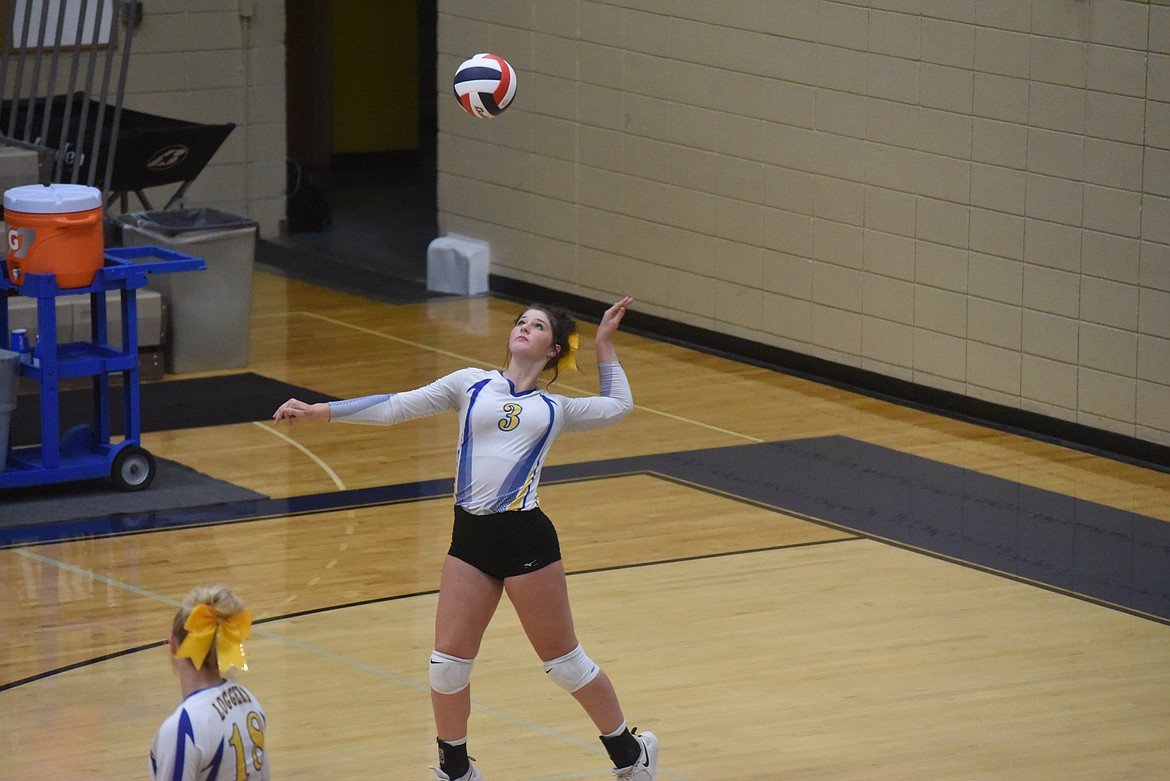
[429,650,474,695]
[543,644,600,693]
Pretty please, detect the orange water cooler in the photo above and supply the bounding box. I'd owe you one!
[4,183,104,288]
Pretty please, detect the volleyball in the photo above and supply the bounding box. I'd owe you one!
[452,53,517,119]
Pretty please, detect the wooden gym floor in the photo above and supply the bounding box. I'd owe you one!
[1,269,1168,780]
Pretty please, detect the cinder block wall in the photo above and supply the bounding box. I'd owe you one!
[436,0,1170,447]
[121,0,286,235]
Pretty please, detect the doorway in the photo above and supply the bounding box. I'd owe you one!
[283,0,438,283]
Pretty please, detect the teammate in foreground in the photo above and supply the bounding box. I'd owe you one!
[274,297,658,780]
[150,585,269,781]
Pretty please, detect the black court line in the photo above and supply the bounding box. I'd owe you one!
[2,436,1167,623]
[0,640,167,693]
[1,537,858,692]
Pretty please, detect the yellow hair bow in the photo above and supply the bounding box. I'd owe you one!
[176,603,253,673]
[556,332,579,373]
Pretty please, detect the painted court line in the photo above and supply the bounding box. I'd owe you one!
[253,419,347,491]
[7,547,693,781]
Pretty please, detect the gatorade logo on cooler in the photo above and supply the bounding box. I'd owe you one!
[8,226,35,258]
[7,226,32,284]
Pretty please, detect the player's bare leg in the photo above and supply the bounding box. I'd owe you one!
[504,562,623,730]
[430,556,502,780]
[505,562,656,777]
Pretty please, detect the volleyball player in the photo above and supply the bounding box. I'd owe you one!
[150,585,269,781]
[274,296,658,780]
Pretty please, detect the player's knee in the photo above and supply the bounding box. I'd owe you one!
[429,650,474,695]
[543,644,600,693]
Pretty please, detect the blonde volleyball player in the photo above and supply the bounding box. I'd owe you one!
[274,296,659,780]
[150,585,268,781]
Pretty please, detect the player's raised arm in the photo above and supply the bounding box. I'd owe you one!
[594,296,633,364]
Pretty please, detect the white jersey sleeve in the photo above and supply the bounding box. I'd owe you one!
[559,361,633,430]
[327,368,473,425]
[150,681,269,781]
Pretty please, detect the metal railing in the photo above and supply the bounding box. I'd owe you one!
[0,0,137,193]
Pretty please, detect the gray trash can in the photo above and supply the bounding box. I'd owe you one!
[119,209,258,374]
[0,348,18,470]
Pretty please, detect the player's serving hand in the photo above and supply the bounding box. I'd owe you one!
[273,398,330,424]
[594,296,633,363]
[597,296,633,341]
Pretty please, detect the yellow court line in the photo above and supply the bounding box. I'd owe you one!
[251,424,351,590]
[297,310,482,363]
[252,420,347,491]
[292,310,764,444]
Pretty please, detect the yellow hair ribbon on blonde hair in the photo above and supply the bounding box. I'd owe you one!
[176,603,253,673]
[556,332,579,373]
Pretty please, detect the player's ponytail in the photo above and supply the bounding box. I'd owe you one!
[171,585,252,672]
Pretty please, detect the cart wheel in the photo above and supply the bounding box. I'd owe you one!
[111,445,156,491]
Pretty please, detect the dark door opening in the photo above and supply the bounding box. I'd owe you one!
[282,0,437,283]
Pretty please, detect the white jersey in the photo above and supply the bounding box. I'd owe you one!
[150,680,269,781]
[329,362,633,513]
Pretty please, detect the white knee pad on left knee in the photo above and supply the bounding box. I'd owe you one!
[430,650,474,695]
[543,644,600,692]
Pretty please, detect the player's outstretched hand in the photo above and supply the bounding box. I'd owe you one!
[595,296,633,362]
[273,398,330,425]
[597,296,633,340]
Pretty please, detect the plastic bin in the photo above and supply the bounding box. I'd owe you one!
[0,348,18,470]
[119,209,258,373]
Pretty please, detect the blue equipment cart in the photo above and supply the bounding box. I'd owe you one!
[0,246,205,490]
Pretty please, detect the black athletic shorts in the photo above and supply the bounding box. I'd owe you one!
[447,505,562,580]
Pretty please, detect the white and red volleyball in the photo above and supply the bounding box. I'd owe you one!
[452,53,517,119]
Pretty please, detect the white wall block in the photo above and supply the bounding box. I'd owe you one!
[1079,322,1138,376]
[1022,355,1078,411]
[1082,231,1140,284]
[968,341,1022,395]
[1140,240,1170,292]
[970,253,1024,305]
[969,298,1022,350]
[1078,367,1136,422]
[1138,380,1170,438]
[1140,287,1170,339]
[1023,310,1078,363]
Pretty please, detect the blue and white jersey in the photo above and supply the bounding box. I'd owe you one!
[150,680,268,781]
[329,362,633,513]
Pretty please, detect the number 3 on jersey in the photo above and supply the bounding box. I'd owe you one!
[498,402,522,431]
